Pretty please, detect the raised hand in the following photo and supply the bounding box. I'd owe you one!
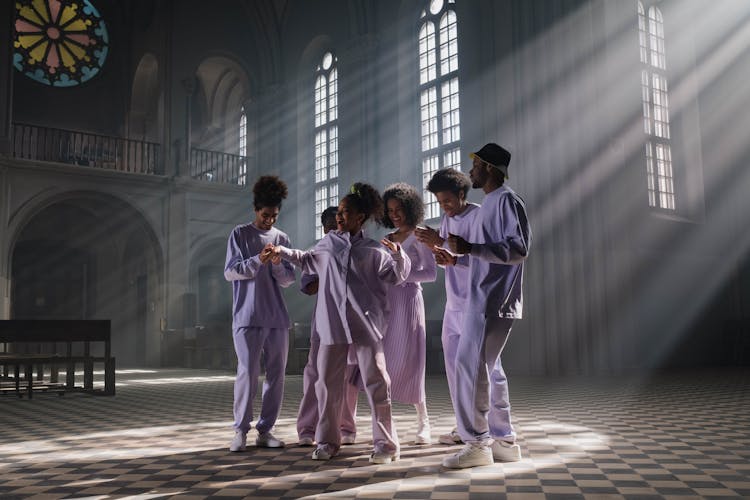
[433,246,458,266]
[447,233,472,254]
[414,225,443,247]
[259,243,276,264]
[380,237,399,254]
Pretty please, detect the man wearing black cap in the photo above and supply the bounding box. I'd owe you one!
[434,143,531,468]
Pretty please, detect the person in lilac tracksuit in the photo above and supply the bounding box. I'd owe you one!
[415,168,480,446]
[224,175,296,452]
[381,183,436,445]
[296,206,359,446]
[434,144,531,469]
[267,182,410,464]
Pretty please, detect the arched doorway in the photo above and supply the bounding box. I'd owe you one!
[10,193,163,367]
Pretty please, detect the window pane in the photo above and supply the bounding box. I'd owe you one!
[422,154,441,219]
[315,129,327,183]
[314,75,327,127]
[419,22,437,84]
[421,87,439,151]
[328,68,338,121]
[441,78,461,144]
[329,125,338,179]
[439,11,458,76]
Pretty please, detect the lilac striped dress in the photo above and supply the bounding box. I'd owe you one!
[382,233,437,404]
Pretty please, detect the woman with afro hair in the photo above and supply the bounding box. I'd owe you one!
[266,182,410,464]
[224,175,296,452]
[381,183,437,444]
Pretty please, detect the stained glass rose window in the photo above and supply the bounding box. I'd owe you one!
[13,0,109,87]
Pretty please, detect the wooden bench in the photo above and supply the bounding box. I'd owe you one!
[0,320,115,398]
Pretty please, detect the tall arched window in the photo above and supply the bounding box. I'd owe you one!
[638,2,674,210]
[238,105,247,185]
[419,0,461,220]
[314,52,339,240]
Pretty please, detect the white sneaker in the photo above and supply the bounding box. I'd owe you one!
[298,436,315,446]
[312,444,338,460]
[415,422,432,445]
[341,433,356,445]
[438,428,463,445]
[442,443,494,468]
[369,450,400,464]
[491,440,521,462]
[256,431,284,448]
[229,431,246,452]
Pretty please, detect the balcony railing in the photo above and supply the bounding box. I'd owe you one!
[12,123,161,175]
[190,148,250,186]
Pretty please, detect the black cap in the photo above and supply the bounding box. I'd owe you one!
[470,143,511,178]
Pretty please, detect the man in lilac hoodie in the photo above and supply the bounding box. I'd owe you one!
[224,175,296,452]
[436,144,532,468]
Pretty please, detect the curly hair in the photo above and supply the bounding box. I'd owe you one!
[342,182,384,225]
[381,182,425,228]
[320,206,338,231]
[426,168,471,197]
[252,175,288,210]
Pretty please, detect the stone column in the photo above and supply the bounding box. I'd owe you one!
[0,1,14,156]
[0,165,9,319]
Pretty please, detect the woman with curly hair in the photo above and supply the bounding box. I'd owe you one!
[382,183,437,444]
[266,182,410,464]
[224,175,295,452]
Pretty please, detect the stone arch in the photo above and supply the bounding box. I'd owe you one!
[192,55,252,154]
[129,52,162,143]
[8,191,164,367]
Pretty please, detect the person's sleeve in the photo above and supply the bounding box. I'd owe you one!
[224,229,262,281]
[405,239,437,283]
[378,244,412,285]
[270,235,297,288]
[277,246,317,276]
[470,195,531,265]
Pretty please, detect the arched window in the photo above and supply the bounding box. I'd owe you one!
[419,0,460,220]
[638,2,674,210]
[238,106,247,185]
[313,52,339,240]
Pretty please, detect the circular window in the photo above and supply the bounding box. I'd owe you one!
[429,0,444,15]
[13,0,109,87]
[321,52,333,71]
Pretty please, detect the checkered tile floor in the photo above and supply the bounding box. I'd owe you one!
[1,367,749,499]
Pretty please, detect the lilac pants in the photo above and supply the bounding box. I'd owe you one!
[455,314,516,444]
[297,331,359,440]
[441,309,464,416]
[315,341,398,455]
[232,326,288,434]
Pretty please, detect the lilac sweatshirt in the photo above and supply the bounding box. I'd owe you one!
[465,186,531,318]
[438,203,481,311]
[224,223,296,329]
[278,229,411,345]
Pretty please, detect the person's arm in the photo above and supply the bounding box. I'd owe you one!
[405,239,437,283]
[470,195,531,265]
[270,235,297,288]
[224,229,263,281]
[379,239,412,285]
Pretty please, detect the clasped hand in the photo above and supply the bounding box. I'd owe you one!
[259,243,282,265]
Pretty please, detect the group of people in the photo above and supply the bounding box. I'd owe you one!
[223,142,532,468]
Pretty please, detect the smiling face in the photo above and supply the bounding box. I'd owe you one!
[386,198,408,229]
[434,190,467,218]
[336,198,365,234]
[253,205,280,231]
